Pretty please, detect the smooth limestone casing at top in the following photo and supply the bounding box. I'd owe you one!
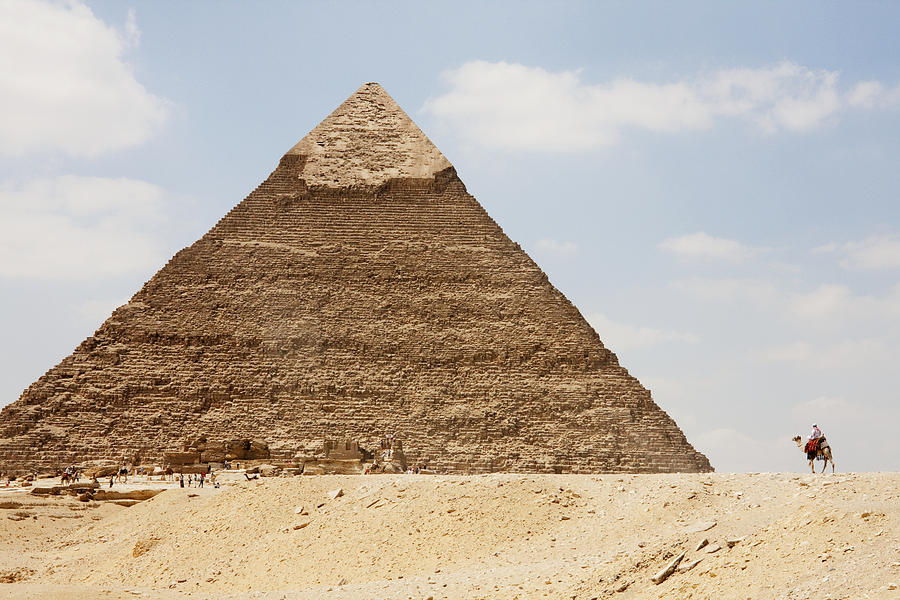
[0,83,711,474]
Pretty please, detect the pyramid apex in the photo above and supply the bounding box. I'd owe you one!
[287,83,452,188]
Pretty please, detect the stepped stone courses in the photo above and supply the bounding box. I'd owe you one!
[0,83,712,474]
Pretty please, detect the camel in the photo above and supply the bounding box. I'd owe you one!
[793,435,835,473]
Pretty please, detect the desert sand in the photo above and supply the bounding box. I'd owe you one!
[1,472,898,599]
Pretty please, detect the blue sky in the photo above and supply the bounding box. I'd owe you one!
[1,0,899,472]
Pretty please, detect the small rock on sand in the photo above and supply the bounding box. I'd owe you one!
[686,521,717,533]
[329,488,344,500]
[696,538,709,551]
[652,551,685,584]
[678,558,703,573]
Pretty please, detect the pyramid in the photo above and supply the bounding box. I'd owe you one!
[0,83,711,474]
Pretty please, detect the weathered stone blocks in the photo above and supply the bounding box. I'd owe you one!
[0,83,711,474]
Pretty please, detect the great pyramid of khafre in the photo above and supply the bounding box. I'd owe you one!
[0,83,711,474]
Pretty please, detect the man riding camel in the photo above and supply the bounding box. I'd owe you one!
[793,423,835,473]
[805,423,824,459]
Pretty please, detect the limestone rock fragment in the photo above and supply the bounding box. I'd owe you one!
[651,551,685,584]
[686,520,717,533]
[678,558,703,573]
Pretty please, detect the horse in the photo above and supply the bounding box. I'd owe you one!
[115,466,129,484]
[792,436,835,473]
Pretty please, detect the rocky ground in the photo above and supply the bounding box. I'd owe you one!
[0,472,897,599]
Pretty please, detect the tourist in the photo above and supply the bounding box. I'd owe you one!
[179,474,184,488]
[109,475,114,488]
[805,423,825,460]
[199,472,205,488]
[809,423,822,441]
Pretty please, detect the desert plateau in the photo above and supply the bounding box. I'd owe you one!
[1,471,897,599]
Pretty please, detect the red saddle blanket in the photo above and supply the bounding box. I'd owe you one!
[805,438,821,453]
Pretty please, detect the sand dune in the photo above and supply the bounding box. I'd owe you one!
[1,472,897,598]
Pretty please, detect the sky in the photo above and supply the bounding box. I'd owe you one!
[1,0,899,473]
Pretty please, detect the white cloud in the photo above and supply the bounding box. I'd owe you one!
[670,277,779,305]
[788,284,853,319]
[0,176,170,279]
[811,242,837,254]
[762,338,887,370]
[659,232,758,262]
[423,60,895,151]
[78,297,130,324]
[674,274,900,324]
[692,428,790,473]
[587,313,699,351]
[763,340,813,363]
[847,80,900,110]
[533,238,577,257]
[124,8,140,48]
[836,234,900,270]
[0,0,169,157]
[790,396,866,424]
